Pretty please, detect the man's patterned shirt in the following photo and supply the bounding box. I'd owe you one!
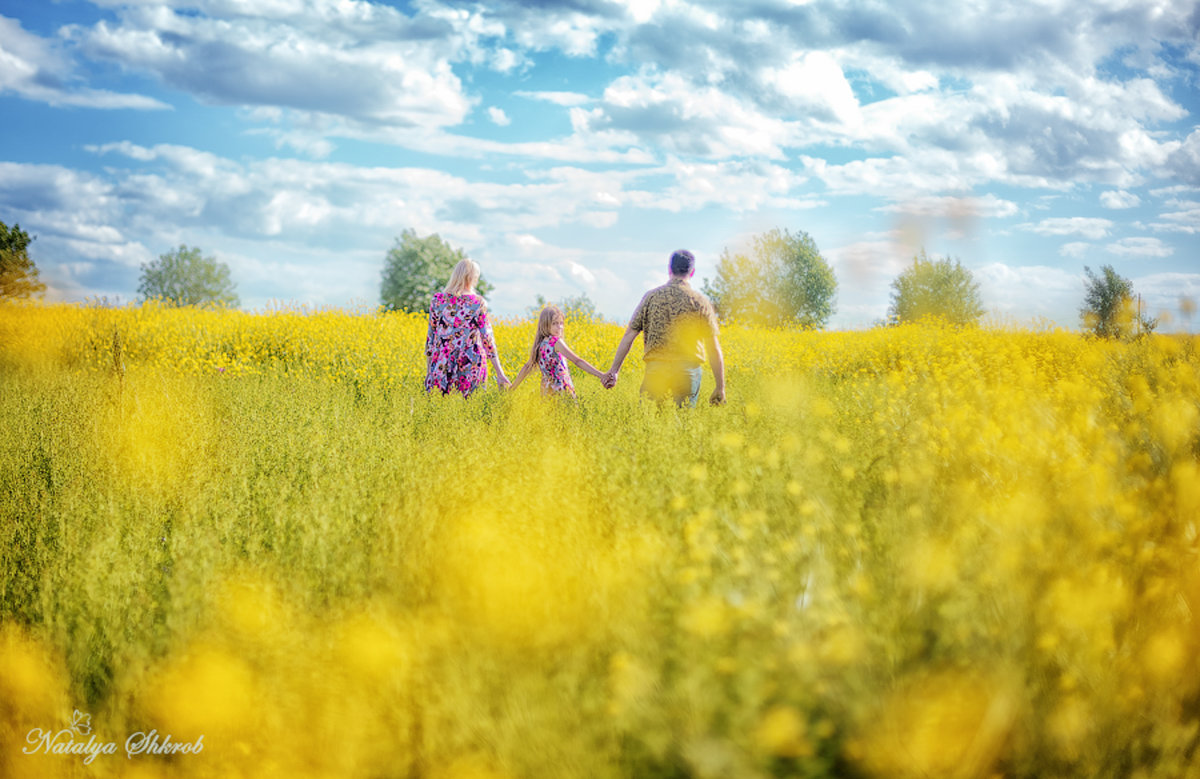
[628,278,719,365]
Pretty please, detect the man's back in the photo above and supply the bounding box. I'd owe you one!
[630,277,719,365]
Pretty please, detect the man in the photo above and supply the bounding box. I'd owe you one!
[603,249,726,406]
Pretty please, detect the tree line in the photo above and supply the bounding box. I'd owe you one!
[0,218,1166,338]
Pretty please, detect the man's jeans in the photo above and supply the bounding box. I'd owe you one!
[641,361,703,407]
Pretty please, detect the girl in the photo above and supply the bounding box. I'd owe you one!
[509,305,605,397]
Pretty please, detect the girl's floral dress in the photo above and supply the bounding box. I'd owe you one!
[537,335,575,396]
[424,292,498,396]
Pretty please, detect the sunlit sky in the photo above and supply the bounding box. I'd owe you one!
[2,0,1198,327]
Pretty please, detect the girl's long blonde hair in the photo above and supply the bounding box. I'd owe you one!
[444,259,481,296]
[529,305,564,365]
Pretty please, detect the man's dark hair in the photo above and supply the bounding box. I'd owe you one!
[669,249,695,276]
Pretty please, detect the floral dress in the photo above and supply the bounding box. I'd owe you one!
[424,292,498,396]
[537,336,575,396]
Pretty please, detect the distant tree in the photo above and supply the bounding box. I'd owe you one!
[1080,264,1156,338]
[702,228,837,328]
[138,245,239,307]
[381,229,493,313]
[525,291,601,321]
[0,221,47,299]
[887,250,984,325]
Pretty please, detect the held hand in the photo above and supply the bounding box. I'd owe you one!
[498,375,512,390]
[602,370,618,389]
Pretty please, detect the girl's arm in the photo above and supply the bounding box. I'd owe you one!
[509,359,535,390]
[554,339,606,380]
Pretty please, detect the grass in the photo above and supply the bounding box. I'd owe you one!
[1,301,1199,778]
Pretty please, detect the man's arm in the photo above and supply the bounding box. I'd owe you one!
[605,326,640,388]
[706,331,725,405]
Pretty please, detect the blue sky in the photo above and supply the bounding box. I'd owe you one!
[2,0,1198,328]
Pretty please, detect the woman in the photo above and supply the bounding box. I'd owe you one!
[424,259,510,396]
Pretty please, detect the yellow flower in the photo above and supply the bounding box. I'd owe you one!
[754,704,813,758]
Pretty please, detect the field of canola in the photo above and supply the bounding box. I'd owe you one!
[1,300,1199,779]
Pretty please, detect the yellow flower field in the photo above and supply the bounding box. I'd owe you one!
[1,300,1198,778]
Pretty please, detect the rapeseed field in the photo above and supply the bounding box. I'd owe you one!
[1,300,1198,778]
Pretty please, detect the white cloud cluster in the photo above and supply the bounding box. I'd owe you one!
[6,0,1192,193]
[1107,236,1173,258]
[1101,190,1141,209]
[81,4,470,122]
[0,15,167,109]
[7,139,827,309]
[1149,199,1200,234]
[878,195,1019,220]
[4,0,1198,322]
[1021,217,1114,240]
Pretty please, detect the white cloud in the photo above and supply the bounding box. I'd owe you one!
[567,261,597,286]
[804,148,1009,198]
[1151,200,1200,235]
[1150,185,1200,198]
[581,71,792,159]
[489,47,522,72]
[1020,217,1113,239]
[1100,190,1141,209]
[504,7,607,57]
[1129,272,1200,330]
[824,238,911,327]
[1167,130,1200,185]
[1134,272,1200,296]
[877,194,1019,220]
[487,106,511,126]
[0,160,143,263]
[3,143,824,311]
[828,239,909,284]
[624,158,810,213]
[515,90,591,107]
[762,51,861,127]
[618,0,664,25]
[579,211,619,229]
[30,0,1194,198]
[7,0,1200,322]
[974,262,1082,325]
[1107,237,1173,257]
[69,3,474,128]
[0,15,168,109]
[508,233,545,251]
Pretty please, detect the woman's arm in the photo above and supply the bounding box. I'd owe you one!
[424,305,436,360]
[476,305,509,388]
[490,355,511,388]
[555,339,606,380]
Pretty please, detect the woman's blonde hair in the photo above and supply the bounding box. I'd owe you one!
[529,305,564,364]
[444,259,481,296]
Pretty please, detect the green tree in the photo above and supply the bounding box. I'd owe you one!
[381,229,493,313]
[0,221,47,299]
[138,245,239,307]
[525,291,601,321]
[887,250,985,325]
[1080,264,1156,338]
[702,228,837,328]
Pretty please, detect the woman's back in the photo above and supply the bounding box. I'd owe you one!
[425,292,497,395]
